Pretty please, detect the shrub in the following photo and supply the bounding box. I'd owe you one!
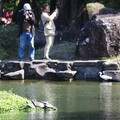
[0,90,30,112]
[87,2,105,19]
[0,23,19,60]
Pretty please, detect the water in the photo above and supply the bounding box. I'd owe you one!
[0,80,120,120]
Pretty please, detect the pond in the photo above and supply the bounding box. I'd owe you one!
[0,80,120,120]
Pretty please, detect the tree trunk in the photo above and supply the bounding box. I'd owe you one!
[56,0,89,31]
[50,0,58,13]
[0,0,2,16]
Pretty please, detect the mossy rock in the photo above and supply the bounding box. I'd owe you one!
[87,2,105,19]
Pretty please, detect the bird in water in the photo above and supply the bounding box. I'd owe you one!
[99,71,112,81]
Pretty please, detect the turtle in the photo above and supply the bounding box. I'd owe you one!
[31,100,57,110]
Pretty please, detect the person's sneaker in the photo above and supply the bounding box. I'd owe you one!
[30,58,34,62]
[43,57,51,60]
[19,59,23,62]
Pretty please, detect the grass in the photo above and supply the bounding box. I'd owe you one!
[35,41,120,61]
[0,90,31,113]
[35,41,78,60]
[101,56,120,61]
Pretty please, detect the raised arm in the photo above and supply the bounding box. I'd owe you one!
[42,8,59,22]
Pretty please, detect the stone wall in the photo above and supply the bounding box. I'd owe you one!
[0,60,120,81]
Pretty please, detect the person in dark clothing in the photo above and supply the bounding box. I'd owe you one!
[17,3,35,61]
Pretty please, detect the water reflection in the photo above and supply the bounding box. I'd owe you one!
[28,111,57,120]
[100,82,113,120]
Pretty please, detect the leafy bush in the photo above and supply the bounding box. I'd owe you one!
[0,90,30,112]
[0,23,19,60]
[87,2,105,19]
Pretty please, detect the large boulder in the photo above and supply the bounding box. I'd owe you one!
[76,13,120,59]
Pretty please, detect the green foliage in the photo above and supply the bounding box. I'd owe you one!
[0,90,30,112]
[0,24,19,59]
[32,0,50,25]
[101,56,120,61]
[87,2,105,18]
[88,0,120,10]
[2,0,20,12]
[1,0,120,26]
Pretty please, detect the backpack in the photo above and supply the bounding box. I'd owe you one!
[39,19,44,32]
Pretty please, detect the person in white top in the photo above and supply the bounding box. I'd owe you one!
[41,3,59,60]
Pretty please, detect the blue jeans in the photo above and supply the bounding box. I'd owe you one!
[18,32,35,61]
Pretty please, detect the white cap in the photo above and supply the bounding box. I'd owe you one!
[23,3,31,12]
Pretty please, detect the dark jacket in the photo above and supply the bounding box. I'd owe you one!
[17,9,35,36]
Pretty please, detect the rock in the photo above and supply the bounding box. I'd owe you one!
[57,62,73,71]
[103,70,120,81]
[1,61,24,73]
[102,61,120,70]
[76,13,120,59]
[47,61,59,69]
[99,8,118,15]
[3,69,24,80]
[57,70,77,80]
[24,63,56,80]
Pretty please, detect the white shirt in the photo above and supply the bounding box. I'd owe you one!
[41,10,58,36]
